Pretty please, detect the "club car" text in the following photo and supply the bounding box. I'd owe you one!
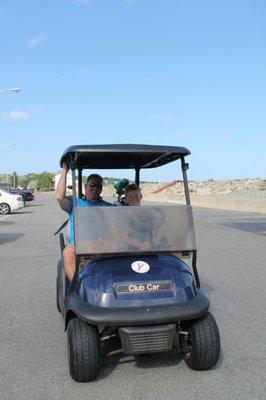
[128,284,160,292]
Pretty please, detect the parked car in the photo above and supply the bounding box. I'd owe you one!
[0,188,24,215]
[0,183,35,202]
[10,188,35,202]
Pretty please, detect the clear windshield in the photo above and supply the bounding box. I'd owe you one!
[74,204,196,255]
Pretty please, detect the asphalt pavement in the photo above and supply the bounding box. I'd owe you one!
[0,192,265,400]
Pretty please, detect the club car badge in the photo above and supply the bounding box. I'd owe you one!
[131,260,150,274]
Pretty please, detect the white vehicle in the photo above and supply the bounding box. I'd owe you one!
[0,188,24,215]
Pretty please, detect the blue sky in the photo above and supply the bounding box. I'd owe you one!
[0,0,265,181]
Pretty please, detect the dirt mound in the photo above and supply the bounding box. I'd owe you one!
[149,178,266,195]
[141,178,266,214]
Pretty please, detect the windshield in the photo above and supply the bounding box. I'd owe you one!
[74,204,196,255]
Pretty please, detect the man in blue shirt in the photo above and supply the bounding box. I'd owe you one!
[56,163,112,280]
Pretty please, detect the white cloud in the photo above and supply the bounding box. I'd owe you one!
[74,0,90,5]
[150,114,174,123]
[28,33,47,48]
[0,110,31,121]
[76,67,89,75]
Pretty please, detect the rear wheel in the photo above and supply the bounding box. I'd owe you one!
[0,203,11,215]
[67,318,100,382]
[182,312,220,370]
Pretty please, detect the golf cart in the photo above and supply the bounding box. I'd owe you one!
[56,144,220,382]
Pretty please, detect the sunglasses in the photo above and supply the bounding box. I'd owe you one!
[88,182,103,189]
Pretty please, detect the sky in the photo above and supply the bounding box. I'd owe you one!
[0,0,265,182]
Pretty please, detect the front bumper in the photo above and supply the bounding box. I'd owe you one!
[65,289,209,328]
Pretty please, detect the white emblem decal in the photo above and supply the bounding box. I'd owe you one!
[131,261,150,274]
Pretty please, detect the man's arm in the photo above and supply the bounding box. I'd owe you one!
[56,163,70,210]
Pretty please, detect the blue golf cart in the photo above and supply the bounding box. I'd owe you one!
[56,144,220,382]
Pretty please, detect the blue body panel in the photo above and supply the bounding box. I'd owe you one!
[77,254,196,308]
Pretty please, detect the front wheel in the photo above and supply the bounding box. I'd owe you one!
[67,318,100,382]
[182,312,220,370]
[0,203,11,215]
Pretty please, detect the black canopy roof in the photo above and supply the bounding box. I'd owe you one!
[59,144,190,169]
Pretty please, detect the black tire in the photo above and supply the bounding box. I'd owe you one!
[67,318,100,382]
[183,312,220,370]
[0,203,11,215]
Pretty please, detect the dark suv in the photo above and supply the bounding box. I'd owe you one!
[11,188,35,202]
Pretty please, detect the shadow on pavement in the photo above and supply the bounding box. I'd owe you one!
[12,211,34,215]
[215,220,266,236]
[98,348,182,381]
[134,349,182,369]
[0,220,15,226]
[0,233,24,244]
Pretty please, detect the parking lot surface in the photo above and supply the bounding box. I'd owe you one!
[0,192,266,400]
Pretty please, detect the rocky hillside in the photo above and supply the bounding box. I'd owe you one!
[68,178,266,213]
[139,178,266,214]
[145,178,266,197]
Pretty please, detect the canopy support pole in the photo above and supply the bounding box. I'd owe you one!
[135,168,140,185]
[192,251,200,288]
[78,169,82,198]
[71,167,76,199]
[181,156,191,206]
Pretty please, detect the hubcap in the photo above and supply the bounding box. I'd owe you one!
[0,204,9,214]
